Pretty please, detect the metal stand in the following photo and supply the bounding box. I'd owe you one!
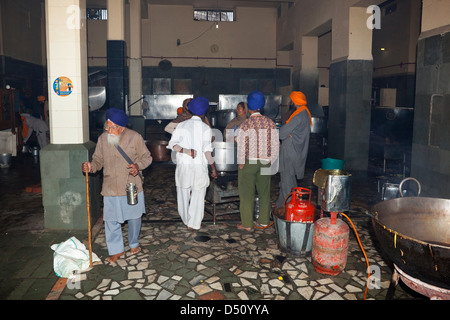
[386,264,450,300]
[205,178,240,224]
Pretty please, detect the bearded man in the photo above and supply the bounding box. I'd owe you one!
[82,108,152,263]
[275,91,312,209]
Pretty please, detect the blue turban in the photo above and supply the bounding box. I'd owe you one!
[188,97,209,115]
[105,108,129,127]
[247,90,265,110]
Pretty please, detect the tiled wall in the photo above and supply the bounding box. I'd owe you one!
[328,59,373,171]
[411,31,450,197]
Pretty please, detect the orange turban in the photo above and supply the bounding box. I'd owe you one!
[290,91,307,106]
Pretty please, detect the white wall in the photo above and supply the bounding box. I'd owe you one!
[421,0,450,32]
[276,0,384,67]
[87,4,278,69]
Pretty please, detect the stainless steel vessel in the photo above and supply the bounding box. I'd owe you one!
[212,142,237,172]
[126,183,138,205]
[214,110,236,128]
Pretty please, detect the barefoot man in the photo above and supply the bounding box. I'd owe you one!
[82,108,152,263]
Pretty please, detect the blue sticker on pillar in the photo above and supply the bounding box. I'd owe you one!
[53,76,73,97]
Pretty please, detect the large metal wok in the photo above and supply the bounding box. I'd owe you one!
[370,178,450,289]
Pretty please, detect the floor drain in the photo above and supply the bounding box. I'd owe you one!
[224,283,232,292]
[194,235,211,242]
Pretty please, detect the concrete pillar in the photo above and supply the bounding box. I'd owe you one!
[129,0,142,116]
[106,0,127,112]
[411,0,450,197]
[298,36,319,106]
[42,0,101,229]
[127,0,146,137]
[328,7,373,171]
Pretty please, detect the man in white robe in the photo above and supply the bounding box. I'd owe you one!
[168,97,218,230]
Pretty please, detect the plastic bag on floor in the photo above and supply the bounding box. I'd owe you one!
[51,236,100,279]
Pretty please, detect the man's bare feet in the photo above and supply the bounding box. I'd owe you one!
[107,251,125,264]
[237,223,252,231]
[130,247,141,255]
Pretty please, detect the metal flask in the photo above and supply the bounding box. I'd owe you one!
[126,183,138,205]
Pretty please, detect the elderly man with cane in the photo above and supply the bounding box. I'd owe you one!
[82,108,152,264]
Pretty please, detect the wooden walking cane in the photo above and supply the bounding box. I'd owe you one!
[85,172,93,268]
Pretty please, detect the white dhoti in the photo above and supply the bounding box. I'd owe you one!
[176,186,206,230]
[175,163,210,230]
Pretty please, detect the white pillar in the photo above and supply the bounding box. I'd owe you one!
[42,0,101,230]
[45,0,89,144]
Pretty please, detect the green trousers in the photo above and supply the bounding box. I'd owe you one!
[238,159,271,228]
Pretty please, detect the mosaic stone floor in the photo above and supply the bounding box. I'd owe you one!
[57,162,420,301]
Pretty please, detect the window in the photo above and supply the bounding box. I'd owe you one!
[194,9,234,22]
[380,0,397,16]
[384,3,397,16]
[87,8,107,20]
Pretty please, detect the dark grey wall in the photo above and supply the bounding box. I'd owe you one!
[372,74,416,108]
[107,40,128,112]
[0,55,45,103]
[328,59,373,171]
[411,31,450,197]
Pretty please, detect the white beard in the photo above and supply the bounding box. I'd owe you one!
[107,133,121,147]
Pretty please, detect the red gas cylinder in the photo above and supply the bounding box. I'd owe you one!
[284,187,316,223]
[312,212,349,276]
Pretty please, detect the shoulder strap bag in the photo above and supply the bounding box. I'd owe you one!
[115,145,144,183]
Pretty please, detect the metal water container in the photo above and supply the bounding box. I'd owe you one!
[313,169,351,213]
[126,183,138,205]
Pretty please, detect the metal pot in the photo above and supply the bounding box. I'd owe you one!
[146,140,171,162]
[370,178,450,289]
[212,142,237,172]
[214,110,236,128]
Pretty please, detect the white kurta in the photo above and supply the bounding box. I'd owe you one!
[168,116,213,229]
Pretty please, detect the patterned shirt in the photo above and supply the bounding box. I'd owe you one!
[236,113,279,164]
